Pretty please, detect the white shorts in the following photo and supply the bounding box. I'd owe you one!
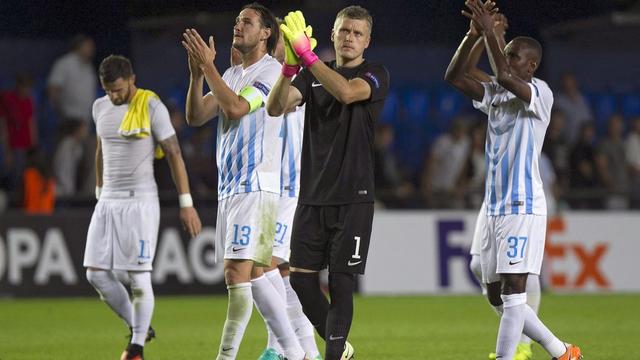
[272,196,298,263]
[470,205,487,256]
[216,191,279,267]
[480,214,546,284]
[84,191,160,271]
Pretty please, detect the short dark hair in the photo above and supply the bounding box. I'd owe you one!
[513,36,542,67]
[99,55,133,83]
[335,5,373,33]
[242,2,279,54]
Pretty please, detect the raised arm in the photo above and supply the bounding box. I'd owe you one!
[466,0,532,103]
[444,28,485,102]
[158,134,202,238]
[267,75,303,117]
[465,13,508,83]
[185,53,219,126]
[182,29,251,121]
[280,11,372,105]
[310,63,371,104]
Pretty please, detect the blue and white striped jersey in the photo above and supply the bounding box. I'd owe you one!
[216,54,282,200]
[280,105,305,198]
[473,77,554,216]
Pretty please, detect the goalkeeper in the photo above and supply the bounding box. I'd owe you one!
[267,6,389,360]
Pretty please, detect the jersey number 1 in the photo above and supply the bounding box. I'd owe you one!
[352,236,362,259]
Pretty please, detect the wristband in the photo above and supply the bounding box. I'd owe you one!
[95,186,102,200]
[282,63,300,78]
[300,51,319,68]
[179,193,193,208]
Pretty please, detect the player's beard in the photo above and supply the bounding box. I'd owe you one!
[232,36,259,56]
[112,85,133,106]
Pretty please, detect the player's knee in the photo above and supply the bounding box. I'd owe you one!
[501,273,527,294]
[278,263,290,278]
[289,270,319,294]
[129,272,153,298]
[328,272,355,300]
[486,282,503,306]
[113,269,131,285]
[86,268,107,286]
[224,261,251,285]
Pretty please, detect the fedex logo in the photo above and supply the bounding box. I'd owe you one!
[437,220,478,288]
[437,217,611,291]
[545,218,610,289]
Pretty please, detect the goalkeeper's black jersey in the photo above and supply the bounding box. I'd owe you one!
[292,60,390,205]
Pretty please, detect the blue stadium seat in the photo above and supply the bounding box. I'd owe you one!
[380,89,399,124]
[401,87,430,124]
[434,87,464,121]
[396,87,432,172]
[586,93,618,135]
[621,93,640,119]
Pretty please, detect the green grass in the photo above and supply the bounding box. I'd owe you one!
[1,294,638,359]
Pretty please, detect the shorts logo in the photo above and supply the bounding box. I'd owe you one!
[311,81,323,88]
[509,260,523,265]
[232,247,243,252]
[347,260,362,266]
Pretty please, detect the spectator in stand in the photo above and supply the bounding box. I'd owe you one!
[48,34,97,125]
[0,73,37,191]
[626,116,640,208]
[373,124,416,208]
[53,119,88,197]
[569,122,601,209]
[597,114,629,209]
[554,72,594,145]
[23,147,55,214]
[48,34,98,197]
[542,109,570,197]
[421,117,470,208]
[458,120,486,208]
[182,125,217,197]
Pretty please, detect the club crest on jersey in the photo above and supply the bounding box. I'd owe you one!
[253,81,270,96]
[363,72,379,89]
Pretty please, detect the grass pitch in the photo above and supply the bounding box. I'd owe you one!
[1,293,638,359]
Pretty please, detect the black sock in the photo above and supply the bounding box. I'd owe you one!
[290,271,330,340]
[325,272,355,360]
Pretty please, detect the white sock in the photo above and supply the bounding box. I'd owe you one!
[129,271,154,346]
[520,275,541,344]
[283,275,321,359]
[522,305,566,357]
[217,282,253,360]
[264,269,286,353]
[496,293,527,359]
[86,269,133,327]
[252,275,305,360]
[113,269,131,286]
